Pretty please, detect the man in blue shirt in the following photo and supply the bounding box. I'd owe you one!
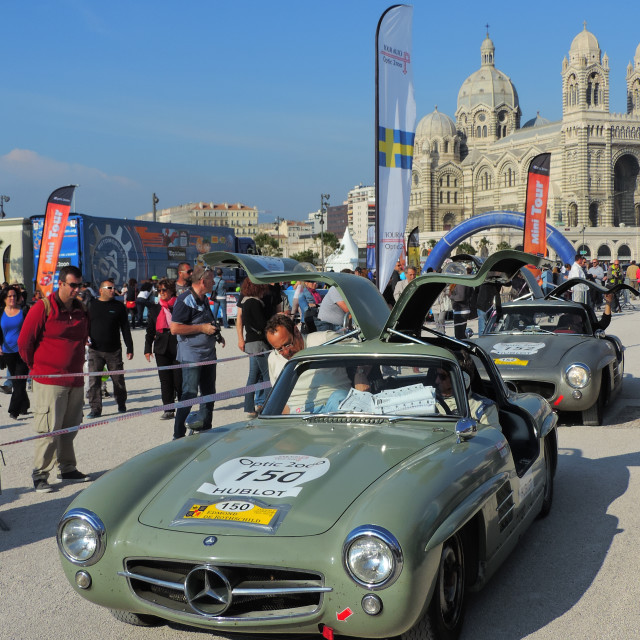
[170,265,225,439]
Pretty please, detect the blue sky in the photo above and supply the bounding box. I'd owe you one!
[1,0,638,224]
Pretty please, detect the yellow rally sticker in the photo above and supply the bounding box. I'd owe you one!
[494,357,528,366]
[185,502,278,526]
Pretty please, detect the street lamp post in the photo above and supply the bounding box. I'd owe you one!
[152,193,159,223]
[316,194,330,270]
[0,195,9,219]
[273,216,284,256]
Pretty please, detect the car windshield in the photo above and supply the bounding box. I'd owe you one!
[262,356,466,419]
[485,305,591,335]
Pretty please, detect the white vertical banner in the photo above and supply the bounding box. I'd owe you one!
[375,4,416,294]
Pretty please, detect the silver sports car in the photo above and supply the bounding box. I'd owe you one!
[473,278,634,425]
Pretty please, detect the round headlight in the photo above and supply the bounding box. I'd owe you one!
[565,363,591,389]
[57,509,106,566]
[343,525,403,589]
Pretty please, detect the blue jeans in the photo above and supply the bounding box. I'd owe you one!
[314,319,343,332]
[244,351,270,412]
[212,298,229,328]
[305,389,349,413]
[477,309,488,335]
[173,362,216,439]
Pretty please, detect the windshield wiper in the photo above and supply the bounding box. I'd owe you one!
[523,325,554,334]
[388,414,456,423]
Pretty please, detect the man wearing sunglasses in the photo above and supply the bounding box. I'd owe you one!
[18,266,91,493]
[265,314,351,414]
[85,278,134,418]
[175,262,193,297]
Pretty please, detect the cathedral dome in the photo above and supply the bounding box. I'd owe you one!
[416,107,457,139]
[570,24,600,55]
[457,35,519,110]
[569,23,601,63]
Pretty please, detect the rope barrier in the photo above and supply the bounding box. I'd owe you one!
[4,349,270,381]
[0,381,272,448]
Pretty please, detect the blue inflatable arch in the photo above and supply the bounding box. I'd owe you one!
[423,211,576,272]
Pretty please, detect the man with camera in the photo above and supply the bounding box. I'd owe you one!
[170,264,225,439]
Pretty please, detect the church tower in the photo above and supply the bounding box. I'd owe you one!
[455,31,520,151]
[627,43,640,114]
[562,23,609,115]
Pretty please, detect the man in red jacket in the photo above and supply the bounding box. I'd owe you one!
[18,265,91,493]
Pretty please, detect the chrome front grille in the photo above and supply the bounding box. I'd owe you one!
[119,558,330,621]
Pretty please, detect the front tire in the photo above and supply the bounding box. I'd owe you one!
[402,533,466,640]
[538,438,554,518]
[582,383,605,426]
[109,609,162,627]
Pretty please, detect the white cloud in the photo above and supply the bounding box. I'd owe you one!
[0,149,137,188]
[0,149,144,218]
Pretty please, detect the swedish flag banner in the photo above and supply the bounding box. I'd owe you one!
[378,126,415,169]
[375,5,416,294]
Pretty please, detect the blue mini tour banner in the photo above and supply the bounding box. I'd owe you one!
[375,4,416,292]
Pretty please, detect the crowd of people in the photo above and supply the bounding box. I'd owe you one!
[2,262,289,493]
[3,253,637,495]
[0,264,226,493]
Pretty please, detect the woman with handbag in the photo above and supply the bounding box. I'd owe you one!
[144,279,182,420]
[0,286,30,419]
[237,278,270,418]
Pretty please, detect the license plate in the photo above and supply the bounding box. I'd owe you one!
[184,501,278,526]
[494,357,528,366]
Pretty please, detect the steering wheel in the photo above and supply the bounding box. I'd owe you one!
[435,393,453,415]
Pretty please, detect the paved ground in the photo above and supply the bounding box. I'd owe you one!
[1,306,640,640]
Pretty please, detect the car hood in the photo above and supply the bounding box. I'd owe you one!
[138,420,452,536]
[475,333,592,369]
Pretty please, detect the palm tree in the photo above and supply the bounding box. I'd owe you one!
[477,236,492,258]
[456,242,476,255]
[254,233,282,257]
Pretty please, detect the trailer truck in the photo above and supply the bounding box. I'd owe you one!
[31,213,256,290]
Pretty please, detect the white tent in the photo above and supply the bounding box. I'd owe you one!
[325,227,359,272]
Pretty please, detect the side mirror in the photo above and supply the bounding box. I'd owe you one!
[455,418,478,443]
[185,411,205,434]
[594,329,606,339]
[465,327,474,338]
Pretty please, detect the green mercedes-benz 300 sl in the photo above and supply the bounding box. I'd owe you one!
[57,251,558,640]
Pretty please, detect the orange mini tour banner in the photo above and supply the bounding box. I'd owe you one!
[36,185,76,296]
[523,154,551,257]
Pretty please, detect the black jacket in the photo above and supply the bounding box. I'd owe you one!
[88,298,133,354]
[144,303,178,359]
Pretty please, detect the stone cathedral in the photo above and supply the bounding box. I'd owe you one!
[408,24,640,262]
